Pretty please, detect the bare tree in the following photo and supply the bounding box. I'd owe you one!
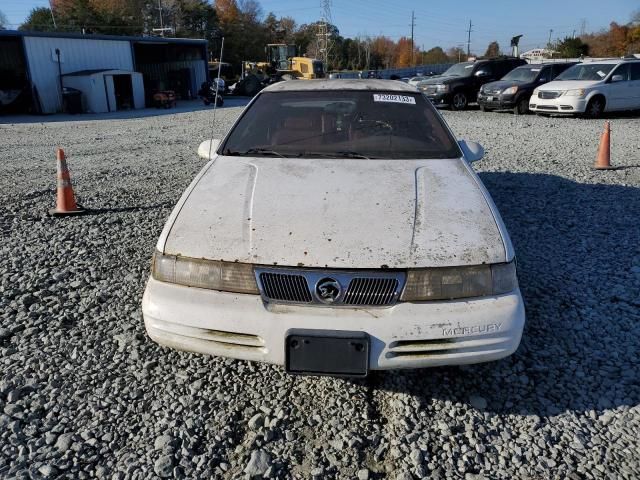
[0,9,9,29]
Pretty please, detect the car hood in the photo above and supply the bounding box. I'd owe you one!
[161,157,506,269]
[419,75,463,85]
[537,79,601,91]
[483,80,534,91]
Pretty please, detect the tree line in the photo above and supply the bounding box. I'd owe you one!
[10,2,640,71]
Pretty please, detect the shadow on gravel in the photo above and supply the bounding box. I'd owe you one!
[372,172,640,417]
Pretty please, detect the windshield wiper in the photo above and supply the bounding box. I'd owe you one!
[224,148,287,158]
[303,151,372,159]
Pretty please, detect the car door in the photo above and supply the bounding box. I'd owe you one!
[629,63,640,109]
[472,62,495,95]
[606,64,630,111]
[537,65,552,84]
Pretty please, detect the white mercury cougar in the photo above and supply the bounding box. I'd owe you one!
[142,80,525,377]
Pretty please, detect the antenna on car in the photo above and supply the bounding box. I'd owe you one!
[208,37,225,160]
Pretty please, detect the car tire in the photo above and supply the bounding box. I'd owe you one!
[584,97,605,119]
[243,75,261,97]
[513,98,529,115]
[451,92,468,111]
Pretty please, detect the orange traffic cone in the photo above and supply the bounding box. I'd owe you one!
[594,121,614,170]
[50,148,86,216]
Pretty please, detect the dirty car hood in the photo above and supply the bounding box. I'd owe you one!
[162,157,506,269]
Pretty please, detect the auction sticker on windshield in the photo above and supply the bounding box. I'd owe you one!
[373,94,416,104]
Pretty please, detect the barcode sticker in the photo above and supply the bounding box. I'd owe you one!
[373,94,416,104]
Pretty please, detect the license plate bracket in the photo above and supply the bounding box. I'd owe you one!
[285,330,369,377]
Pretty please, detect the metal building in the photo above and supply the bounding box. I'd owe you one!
[0,31,208,114]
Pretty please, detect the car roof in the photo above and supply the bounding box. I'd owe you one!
[582,59,638,65]
[261,79,418,93]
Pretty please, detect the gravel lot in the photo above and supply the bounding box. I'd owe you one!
[1,100,639,480]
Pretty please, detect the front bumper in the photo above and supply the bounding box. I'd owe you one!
[529,95,587,114]
[477,93,517,109]
[142,276,526,371]
[423,92,451,107]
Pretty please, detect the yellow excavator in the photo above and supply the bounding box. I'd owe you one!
[234,44,325,96]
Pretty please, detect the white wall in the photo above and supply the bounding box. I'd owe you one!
[24,36,133,113]
[62,70,145,113]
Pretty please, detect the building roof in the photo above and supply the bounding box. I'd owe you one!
[0,29,206,45]
[262,79,419,93]
[62,69,133,76]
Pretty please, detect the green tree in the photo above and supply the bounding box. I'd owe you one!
[421,46,449,64]
[20,7,57,31]
[484,41,500,57]
[447,46,466,62]
[556,36,589,58]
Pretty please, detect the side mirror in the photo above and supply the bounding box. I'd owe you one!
[611,74,624,83]
[458,140,484,163]
[475,70,489,77]
[198,139,221,160]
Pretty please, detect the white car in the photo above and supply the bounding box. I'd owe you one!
[530,59,640,117]
[142,79,525,377]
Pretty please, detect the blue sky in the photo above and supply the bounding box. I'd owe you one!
[2,0,638,53]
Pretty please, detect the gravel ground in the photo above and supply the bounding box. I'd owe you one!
[1,101,639,480]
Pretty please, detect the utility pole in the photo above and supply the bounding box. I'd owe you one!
[410,11,416,67]
[547,29,553,48]
[158,0,164,36]
[466,20,473,58]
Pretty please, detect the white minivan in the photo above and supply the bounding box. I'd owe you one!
[529,59,640,117]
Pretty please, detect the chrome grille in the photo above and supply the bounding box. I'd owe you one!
[259,272,312,303]
[343,277,399,306]
[538,91,561,99]
[255,268,405,307]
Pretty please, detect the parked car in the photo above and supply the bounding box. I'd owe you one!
[142,79,525,377]
[417,57,526,110]
[529,59,640,117]
[477,63,576,114]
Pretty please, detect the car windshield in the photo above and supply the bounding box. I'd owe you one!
[555,64,615,81]
[442,63,475,77]
[501,67,540,82]
[221,90,461,160]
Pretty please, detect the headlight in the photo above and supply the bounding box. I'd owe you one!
[532,88,539,96]
[563,89,586,97]
[400,261,518,302]
[152,251,259,294]
[501,86,518,95]
[435,84,449,93]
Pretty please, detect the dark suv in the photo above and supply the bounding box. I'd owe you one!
[417,57,526,110]
[477,62,577,114]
